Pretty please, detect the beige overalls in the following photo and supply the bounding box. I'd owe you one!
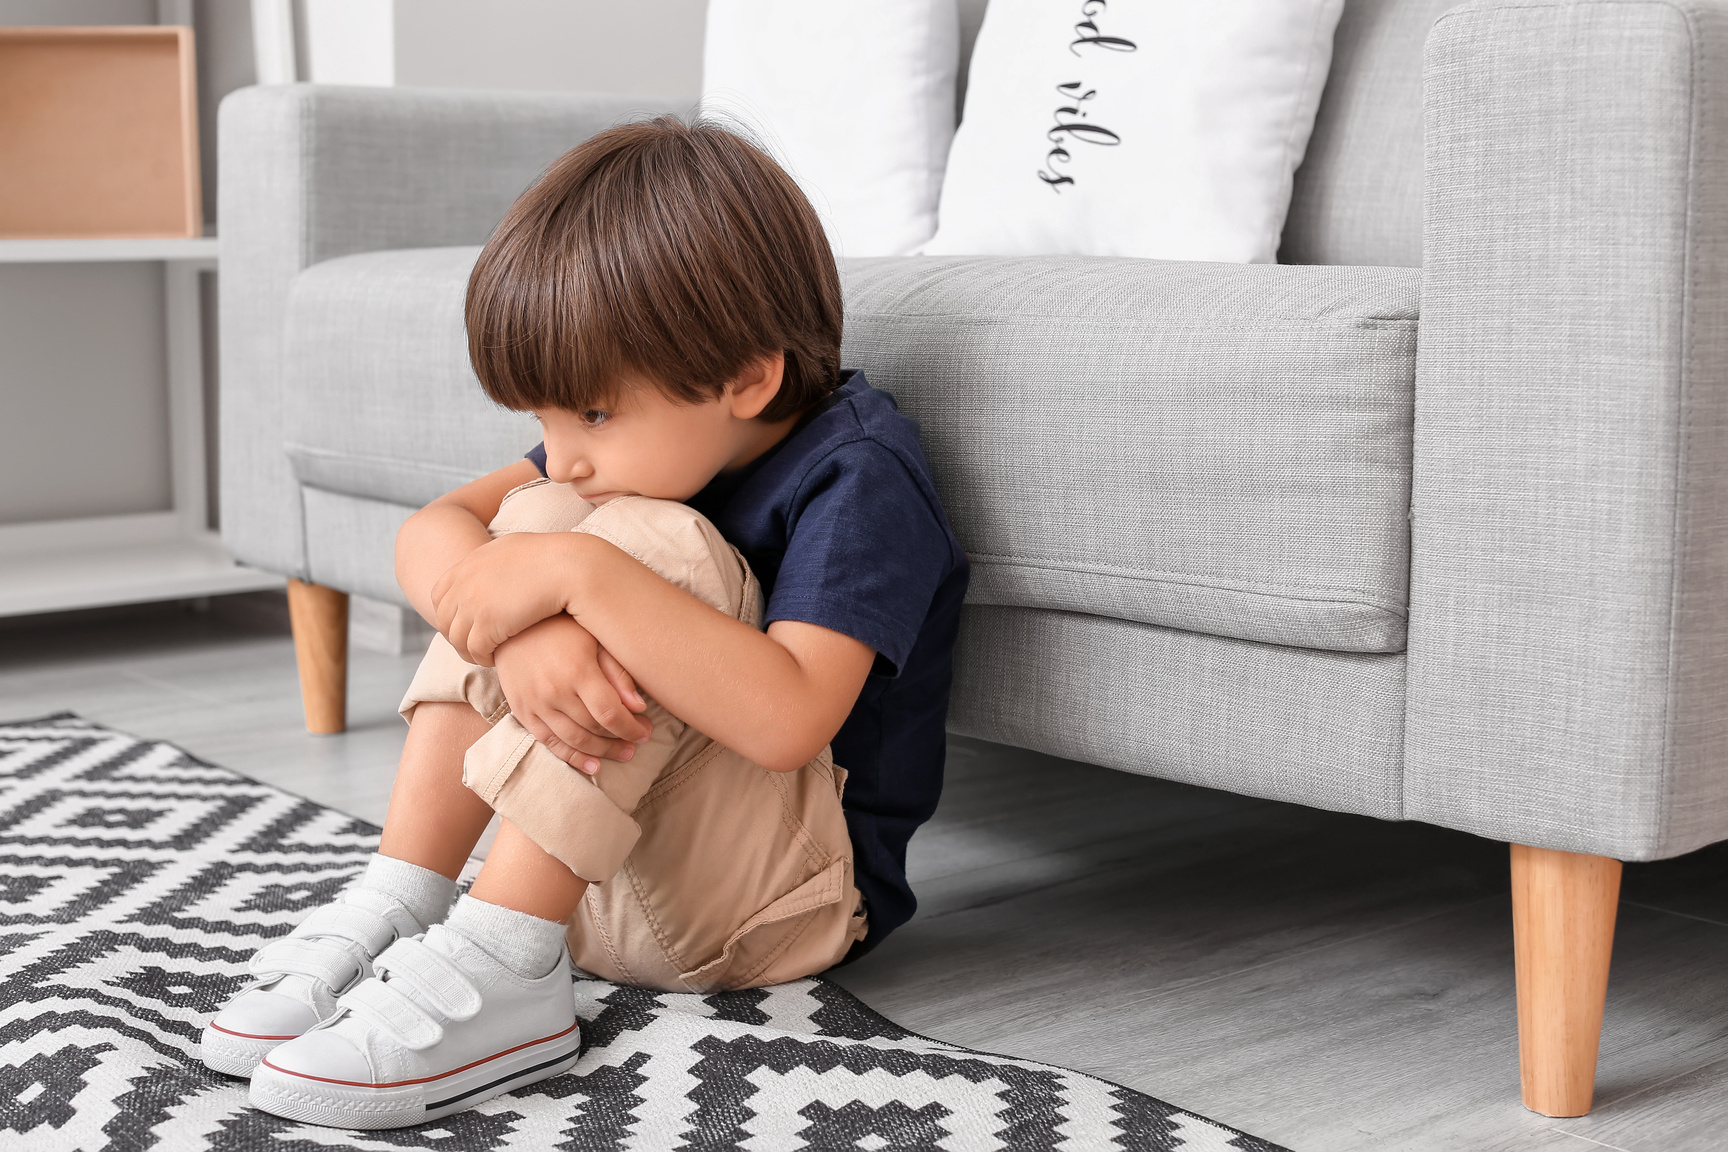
[399,479,867,993]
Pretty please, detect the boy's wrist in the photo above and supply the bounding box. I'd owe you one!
[554,531,624,622]
[552,531,604,616]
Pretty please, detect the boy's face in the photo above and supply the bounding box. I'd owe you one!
[535,361,790,503]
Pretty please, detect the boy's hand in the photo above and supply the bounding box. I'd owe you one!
[493,615,653,773]
[431,533,575,664]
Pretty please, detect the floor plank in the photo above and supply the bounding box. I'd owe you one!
[1560,1052,1728,1151]
[5,592,1728,1151]
[0,597,420,824]
[1619,841,1728,928]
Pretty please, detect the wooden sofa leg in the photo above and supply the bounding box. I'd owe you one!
[286,579,348,734]
[1511,843,1621,1117]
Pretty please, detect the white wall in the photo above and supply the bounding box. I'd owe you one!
[394,0,708,104]
[302,0,394,85]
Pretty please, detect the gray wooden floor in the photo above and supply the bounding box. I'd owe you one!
[3,592,1726,1152]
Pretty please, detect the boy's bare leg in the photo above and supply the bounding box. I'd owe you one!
[381,700,590,922]
[469,819,590,923]
[378,701,498,881]
[249,778,588,1131]
[200,707,487,1078]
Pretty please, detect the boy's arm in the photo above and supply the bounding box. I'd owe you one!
[433,532,876,772]
[394,459,542,627]
[397,461,652,756]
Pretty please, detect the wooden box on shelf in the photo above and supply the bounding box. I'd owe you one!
[0,25,201,239]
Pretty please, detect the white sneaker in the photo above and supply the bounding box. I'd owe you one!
[248,923,580,1129]
[200,891,426,1077]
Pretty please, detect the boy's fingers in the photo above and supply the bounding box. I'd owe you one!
[597,648,645,712]
[446,619,474,663]
[594,699,652,743]
[515,696,632,762]
[430,581,461,636]
[576,676,652,742]
[539,711,608,766]
[529,709,587,761]
[522,714,599,769]
[449,614,489,666]
[515,714,566,762]
[539,734,599,775]
[465,620,501,667]
[538,706,635,763]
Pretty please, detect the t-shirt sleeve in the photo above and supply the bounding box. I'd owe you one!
[765,441,954,676]
[526,443,548,476]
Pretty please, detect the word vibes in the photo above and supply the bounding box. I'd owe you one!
[1037,1,1138,191]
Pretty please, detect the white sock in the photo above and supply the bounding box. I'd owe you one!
[356,853,458,929]
[445,894,567,980]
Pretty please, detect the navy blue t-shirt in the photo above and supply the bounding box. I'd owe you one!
[527,370,968,955]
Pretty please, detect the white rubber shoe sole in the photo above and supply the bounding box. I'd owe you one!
[200,1020,303,1078]
[248,1020,581,1129]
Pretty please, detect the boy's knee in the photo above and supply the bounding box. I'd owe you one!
[488,478,595,536]
[488,482,757,624]
[575,496,760,624]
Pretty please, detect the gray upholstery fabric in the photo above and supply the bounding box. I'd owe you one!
[952,606,1406,820]
[843,255,1419,653]
[219,85,668,578]
[289,247,1419,654]
[302,488,419,607]
[1409,0,1728,859]
[284,247,537,508]
[227,12,1728,864]
[1281,0,1454,267]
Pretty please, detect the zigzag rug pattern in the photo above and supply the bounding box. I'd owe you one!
[0,713,1288,1151]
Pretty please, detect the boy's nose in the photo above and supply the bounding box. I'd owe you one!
[543,449,593,484]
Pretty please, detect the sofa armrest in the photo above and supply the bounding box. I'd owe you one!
[217,84,669,578]
[1408,0,1728,859]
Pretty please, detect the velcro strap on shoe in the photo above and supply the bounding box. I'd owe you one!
[372,937,482,1022]
[248,936,362,989]
[290,902,398,955]
[338,979,443,1050]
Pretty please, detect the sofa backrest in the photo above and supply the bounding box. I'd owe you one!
[954,0,1450,268]
[1282,0,1456,267]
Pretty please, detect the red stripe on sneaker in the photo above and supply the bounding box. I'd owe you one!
[260,1019,580,1088]
[209,1022,300,1041]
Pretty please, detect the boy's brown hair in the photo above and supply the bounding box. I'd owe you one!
[466,116,842,423]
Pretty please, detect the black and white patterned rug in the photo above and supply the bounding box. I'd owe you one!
[0,713,1287,1151]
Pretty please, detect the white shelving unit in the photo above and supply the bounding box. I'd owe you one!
[0,236,283,616]
[0,236,220,263]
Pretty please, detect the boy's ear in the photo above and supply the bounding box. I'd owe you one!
[726,352,786,420]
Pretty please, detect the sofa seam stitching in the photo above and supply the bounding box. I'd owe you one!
[966,553,1408,613]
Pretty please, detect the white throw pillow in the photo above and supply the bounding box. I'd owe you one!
[702,0,959,258]
[924,0,1343,262]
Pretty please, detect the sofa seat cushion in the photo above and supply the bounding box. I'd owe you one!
[283,246,538,510]
[285,247,1418,654]
[842,256,1419,653]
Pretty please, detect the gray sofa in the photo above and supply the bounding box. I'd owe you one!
[218,0,1728,1117]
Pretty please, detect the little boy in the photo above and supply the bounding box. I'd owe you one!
[198,117,968,1129]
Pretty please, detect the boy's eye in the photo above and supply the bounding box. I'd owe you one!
[580,410,610,428]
